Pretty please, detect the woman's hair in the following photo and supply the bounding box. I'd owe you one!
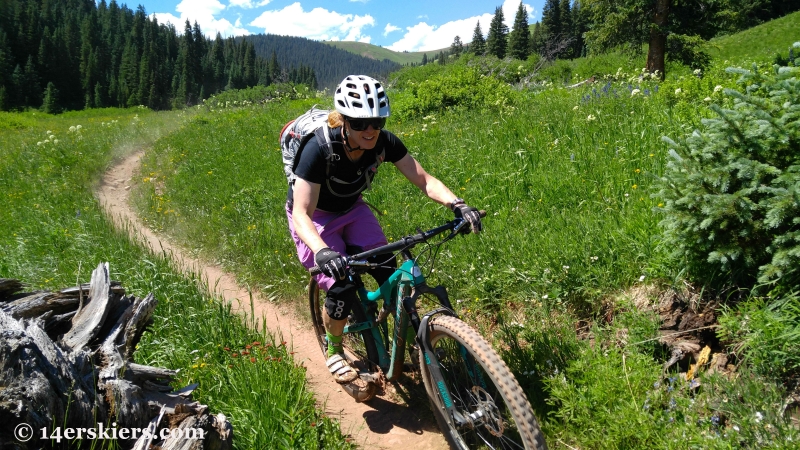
[328,111,344,128]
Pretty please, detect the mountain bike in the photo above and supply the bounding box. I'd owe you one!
[308,213,548,449]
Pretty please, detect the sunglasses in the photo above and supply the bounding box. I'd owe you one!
[346,117,386,131]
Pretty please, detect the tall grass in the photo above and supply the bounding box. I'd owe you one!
[0,107,352,449]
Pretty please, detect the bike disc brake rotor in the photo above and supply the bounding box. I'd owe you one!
[469,386,504,437]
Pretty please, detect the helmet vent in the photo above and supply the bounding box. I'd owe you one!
[368,98,375,108]
[348,92,361,99]
[377,91,385,98]
[363,83,371,94]
[353,101,363,108]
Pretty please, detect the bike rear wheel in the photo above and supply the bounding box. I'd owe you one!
[419,315,547,450]
[308,278,379,365]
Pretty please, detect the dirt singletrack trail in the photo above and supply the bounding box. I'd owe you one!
[96,150,447,449]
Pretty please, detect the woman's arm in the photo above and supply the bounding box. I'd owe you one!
[393,153,459,207]
[291,178,328,253]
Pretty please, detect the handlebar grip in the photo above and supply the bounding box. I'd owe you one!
[478,209,487,218]
[309,266,323,276]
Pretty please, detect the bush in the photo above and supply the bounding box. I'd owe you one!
[655,63,800,295]
[390,62,514,121]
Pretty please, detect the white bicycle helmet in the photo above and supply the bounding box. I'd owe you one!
[334,75,390,118]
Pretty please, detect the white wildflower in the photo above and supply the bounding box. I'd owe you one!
[573,105,579,110]
[639,275,646,282]
[714,85,723,93]
[755,412,763,422]
[675,88,682,95]
[631,89,641,97]
[704,97,712,102]
[587,114,596,121]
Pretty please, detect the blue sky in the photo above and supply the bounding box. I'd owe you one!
[122,0,544,52]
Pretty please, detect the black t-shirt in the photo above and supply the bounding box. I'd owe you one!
[288,126,408,212]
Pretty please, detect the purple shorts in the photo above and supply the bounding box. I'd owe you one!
[286,198,388,291]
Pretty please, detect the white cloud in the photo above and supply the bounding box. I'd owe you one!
[502,0,536,25]
[383,23,400,37]
[250,2,374,41]
[153,0,250,37]
[387,0,536,52]
[229,0,271,9]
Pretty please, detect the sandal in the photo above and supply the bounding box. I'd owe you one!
[327,353,358,383]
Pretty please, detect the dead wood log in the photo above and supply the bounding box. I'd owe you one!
[0,262,233,449]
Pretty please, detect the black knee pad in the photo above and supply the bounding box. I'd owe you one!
[325,281,358,321]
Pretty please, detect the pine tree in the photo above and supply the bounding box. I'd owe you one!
[542,0,561,38]
[470,21,486,55]
[486,7,508,59]
[508,2,531,60]
[438,50,446,65]
[421,53,428,65]
[558,0,573,58]
[42,81,59,113]
[450,35,463,58]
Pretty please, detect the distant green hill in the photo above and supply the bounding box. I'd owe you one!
[709,10,800,62]
[323,41,448,66]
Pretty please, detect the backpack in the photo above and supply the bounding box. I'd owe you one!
[279,106,385,197]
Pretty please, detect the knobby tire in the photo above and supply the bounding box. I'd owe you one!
[419,315,547,450]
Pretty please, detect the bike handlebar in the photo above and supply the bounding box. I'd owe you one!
[308,210,486,276]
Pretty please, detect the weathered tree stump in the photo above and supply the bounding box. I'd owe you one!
[0,263,233,449]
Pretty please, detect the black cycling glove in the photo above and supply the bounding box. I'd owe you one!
[451,199,482,234]
[314,247,348,280]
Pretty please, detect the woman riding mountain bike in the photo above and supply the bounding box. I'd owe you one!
[285,74,482,385]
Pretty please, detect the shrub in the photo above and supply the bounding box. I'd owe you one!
[655,63,800,295]
[390,63,514,120]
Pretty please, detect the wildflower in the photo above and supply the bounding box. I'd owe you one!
[250,357,256,363]
[733,425,740,432]
[632,184,638,189]
[693,68,702,76]
[53,139,58,144]
[674,88,682,95]
[704,97,712,102]
[631,89,641,97]
[223,347,230,351]
[714,85,723,93]
[755,412,763,422]
[562,265,569,270]
[573,105,579,110]
[590,256,598,262]
[639,275,646,282]
[587,114,596,121]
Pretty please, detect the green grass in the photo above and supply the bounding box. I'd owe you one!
[323,40,445,65]
[709,10,800,62]
[0,107,353,449]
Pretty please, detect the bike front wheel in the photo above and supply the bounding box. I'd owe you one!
[419,315,547,450]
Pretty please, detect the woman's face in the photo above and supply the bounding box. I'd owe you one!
[345,121,380,151]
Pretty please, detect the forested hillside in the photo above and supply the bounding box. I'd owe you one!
[242,34,400,91]
[0,0,285,111]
